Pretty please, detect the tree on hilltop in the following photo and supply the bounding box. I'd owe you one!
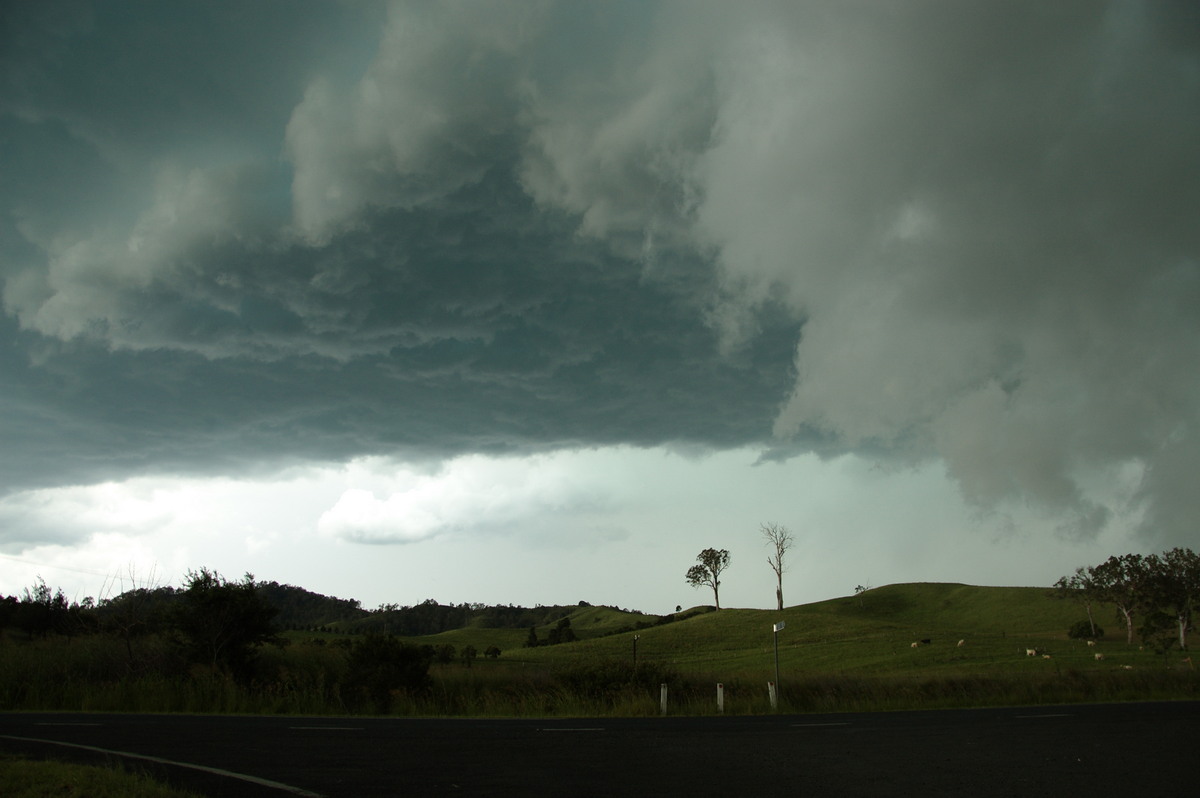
[761,523,794,611]
[686,548,731,610]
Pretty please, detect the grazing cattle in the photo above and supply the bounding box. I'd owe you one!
[957,639,965,647]
[1026,648,1038,657]
[1094,653,1105,661]
[1121,665,1134,670]
[1087,640,1096,647]
[920,638,931,645]
[1042,654,1052,659]
[911,642,920,648]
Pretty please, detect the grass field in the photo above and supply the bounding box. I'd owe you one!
[1,583,1194,717]
[0,755,203,798]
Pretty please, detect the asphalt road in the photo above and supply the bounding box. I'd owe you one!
[2,702,1196,797]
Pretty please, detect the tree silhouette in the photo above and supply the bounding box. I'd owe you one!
[686,548,731,610]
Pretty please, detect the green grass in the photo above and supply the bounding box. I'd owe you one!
[2,583,1195,717]
[0,755,203,798]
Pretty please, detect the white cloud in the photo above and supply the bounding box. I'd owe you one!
[316,452,607,544]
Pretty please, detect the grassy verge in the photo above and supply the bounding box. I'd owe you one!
[0,755,203,798]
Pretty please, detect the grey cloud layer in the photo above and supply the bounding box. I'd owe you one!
[2,1,1198,546]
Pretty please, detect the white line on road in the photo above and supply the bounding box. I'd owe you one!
[1015,713,1073,719]
[0,734,324,797]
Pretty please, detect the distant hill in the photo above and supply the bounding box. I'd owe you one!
[255,581,369,629]
[249,583,666,638]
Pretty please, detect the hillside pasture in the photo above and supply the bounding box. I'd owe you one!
[1,583,1194,717]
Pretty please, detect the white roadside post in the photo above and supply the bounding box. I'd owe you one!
[716,683,725,713]
[660,683,668,716]
[772,620,785,711]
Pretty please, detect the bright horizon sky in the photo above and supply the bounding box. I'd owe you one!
[1,1,1197,615]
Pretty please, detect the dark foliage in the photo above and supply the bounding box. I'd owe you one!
[1068,620,1103,639]
[255,581,368,629]
[544,617,577,645]
[170,568,279,680]
[554,659,681,704]
[344,635,433,713]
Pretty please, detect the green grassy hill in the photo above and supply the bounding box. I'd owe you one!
[501,582,1144,677]
[4,581,1193,717]
[377,582,1196,715]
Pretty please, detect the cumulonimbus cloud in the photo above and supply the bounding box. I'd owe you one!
[1,1,1196,550]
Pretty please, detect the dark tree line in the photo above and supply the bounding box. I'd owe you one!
[1,570,280,680]
[1055,548,1200,651]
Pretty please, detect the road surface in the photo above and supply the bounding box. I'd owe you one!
[2,702,1196,796]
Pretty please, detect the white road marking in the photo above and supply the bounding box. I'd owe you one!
[1015,713,1073,719]
[0,734,324,797]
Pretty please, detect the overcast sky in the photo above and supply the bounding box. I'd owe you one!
[1,1,1197,615]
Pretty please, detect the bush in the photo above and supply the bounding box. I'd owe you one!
[1068,620,1103,639]
[555,659,681,704]
[344,635,432,713]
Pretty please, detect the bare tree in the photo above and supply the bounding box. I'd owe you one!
[686,548,731,610]
[761,523,793,611]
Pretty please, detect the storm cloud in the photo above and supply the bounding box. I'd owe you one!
[1,0,1197,597]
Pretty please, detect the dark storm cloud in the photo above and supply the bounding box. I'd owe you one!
[0,169,800,494]
[1,0,1198,551]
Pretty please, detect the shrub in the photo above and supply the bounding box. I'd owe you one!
[344,635,432,713]
[555,659,681,704]
[1067,620,1103,639]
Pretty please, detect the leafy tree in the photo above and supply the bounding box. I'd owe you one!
[1088,553,1151,645]
[461,644,478,667]
[484,645,502,659]
[1052,567,1101,638]
[546,616,577,645]
[171,568,279,678]
[761,523,793,611]
[686,548,730,610]
[1147,547,1200,651]
[524,625,540,648]
[15,578,76,638]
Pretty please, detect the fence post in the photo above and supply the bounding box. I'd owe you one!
[660,683,669,716]
[716,683,725,714]
[767,681,778,711]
